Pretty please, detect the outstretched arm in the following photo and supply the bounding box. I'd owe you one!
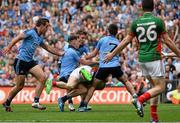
[41,43,64,56]
[162,33,180,57]
[2,33,25,55]
[84,48,98,59]
[104,34,134,63]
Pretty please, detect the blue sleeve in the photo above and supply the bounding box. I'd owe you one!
[71,50,80,62]
[23,30,32,38]
[95,38,103,50]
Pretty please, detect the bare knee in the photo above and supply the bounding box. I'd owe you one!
[156,85,165,93]
[67,85,75,90]
[38,74,47,83]
[81,87,87,94]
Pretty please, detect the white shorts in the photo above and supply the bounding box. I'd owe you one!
[69,65,92,80]
[139,60,165,78]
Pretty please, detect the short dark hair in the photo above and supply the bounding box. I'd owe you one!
[108,24,118,36]
[76,29,87,35]
[36,18,49,27]
[68,35,78,42]
[142,0,154,12]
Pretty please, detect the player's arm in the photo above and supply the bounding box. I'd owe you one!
[84,48,98,59]
[2,33,25,55]
[162,33,180,57]
[162,52,177,58]
[79,57,99,66]
[41,43,64,56]
[104,34,134,63]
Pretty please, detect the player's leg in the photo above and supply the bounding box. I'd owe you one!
[150,96,159,123]
[137,60,166,104]
[118,75,137,96]
[113,66,143,117]
[57,76,78,112]
[58,84,87,112]
[2,58,26,112]
[81,68,108,111]
[29,64,47,110]
[66,76,80,111]
[3,75,25,112]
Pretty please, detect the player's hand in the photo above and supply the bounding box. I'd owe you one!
[162,52,168,58]
[59,51,64,56]
[104,52,113,63]
[2,46,11,55]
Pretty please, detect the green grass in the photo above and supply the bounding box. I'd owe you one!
[0,104,180,122]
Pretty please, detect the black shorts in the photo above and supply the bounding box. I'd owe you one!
[13,58,38,75]
[59,76,69,83]
[95,66,123,81]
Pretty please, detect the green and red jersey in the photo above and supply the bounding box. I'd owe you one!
[130,12,166,62]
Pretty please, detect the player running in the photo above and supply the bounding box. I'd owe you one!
[2,18,64,112]
[104,0,180,122]
[81,23,139,112]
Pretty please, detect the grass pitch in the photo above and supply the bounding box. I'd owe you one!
[0,104,180,122]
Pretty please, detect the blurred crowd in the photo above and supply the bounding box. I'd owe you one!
[0,0,179,89]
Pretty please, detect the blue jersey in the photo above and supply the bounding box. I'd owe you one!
[79,44,90,55]
[96,35,120,68]
[59,47,81,78]
[17,28,44,62]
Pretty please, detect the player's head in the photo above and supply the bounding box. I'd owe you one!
[36,17,50,35]
[108,24,118,36]
[69,35,80,49]
[77,29,88,45]
[142,0,154,12]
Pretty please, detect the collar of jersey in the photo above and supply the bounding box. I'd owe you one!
[143,12,152,16]
[34,27,41,36]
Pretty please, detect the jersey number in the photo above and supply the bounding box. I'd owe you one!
[136,25,157,42]
[109,43,117,52]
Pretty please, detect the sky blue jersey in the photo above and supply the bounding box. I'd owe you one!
[17,28,44,62]
[59,47,81,78]
[96,35,120,68]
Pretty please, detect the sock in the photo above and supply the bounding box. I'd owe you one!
[79,101,85,107]
[61,95,71,103]
[34,97,39,103]
[151,105,158,121]
[138,92,151,104]
[52,81,57,87]
[84,102,88,107]
[68,97,73,104]
[132,94,138,98]
[5,99,11,106]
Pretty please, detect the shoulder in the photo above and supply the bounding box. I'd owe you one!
[100,36,108,40]
[24,29,34,33]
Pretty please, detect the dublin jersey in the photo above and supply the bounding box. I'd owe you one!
[130,12,166,62]
[60,47,81,78]
[96,35,120,68]
[17,28,44,62]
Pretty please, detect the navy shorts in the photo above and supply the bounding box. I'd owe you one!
[95,66,124,81]
[59,75,69,83]
[13,58,38,75]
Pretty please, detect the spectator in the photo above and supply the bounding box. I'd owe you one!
[167,85,180,104]
[0,73,10,86]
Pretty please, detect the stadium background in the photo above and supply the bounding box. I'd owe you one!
[0,0,180,122]
[0,0,179,122]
